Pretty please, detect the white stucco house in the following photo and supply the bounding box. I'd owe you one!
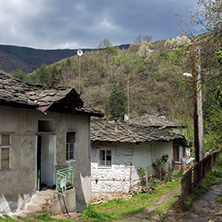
[128,114,188,161]
[90,119,187,199]
[0,71,103,214]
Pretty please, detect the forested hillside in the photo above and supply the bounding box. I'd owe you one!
[0,44,130,73]
[12,35,222,152]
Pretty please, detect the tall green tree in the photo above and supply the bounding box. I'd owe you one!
[11,69,27,81]
[109,81,127,119]
[35,64,62,87]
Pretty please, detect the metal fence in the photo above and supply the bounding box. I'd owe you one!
[181,150,221,205]
[56,165,74,196]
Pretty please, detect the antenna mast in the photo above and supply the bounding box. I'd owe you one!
[77,49,83,94]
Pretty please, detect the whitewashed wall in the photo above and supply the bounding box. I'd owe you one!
[91,141,173,196]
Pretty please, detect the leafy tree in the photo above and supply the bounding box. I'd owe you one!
[35,64,62,87]
[137,41,152,60]
[109,81,127,119]
[11,69,27,81]
[128,43,140,52]
[164,35,190,50]
[216,49,222,64]
[106,46,119,56]
[66,57,72,67]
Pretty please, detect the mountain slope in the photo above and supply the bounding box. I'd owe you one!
[0,44,130,73]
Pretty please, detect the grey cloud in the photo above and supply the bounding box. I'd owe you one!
[0,0,198,49]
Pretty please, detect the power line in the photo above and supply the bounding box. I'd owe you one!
[85,74,151,105]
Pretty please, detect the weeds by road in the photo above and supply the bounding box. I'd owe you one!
[82,179,181,221]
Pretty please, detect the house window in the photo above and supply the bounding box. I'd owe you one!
[99,150,112,166]
[0,134,11,170]
[66,132,76,160]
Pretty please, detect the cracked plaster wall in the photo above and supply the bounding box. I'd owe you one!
[0,105,91,213]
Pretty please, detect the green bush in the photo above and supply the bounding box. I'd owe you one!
[150,179,160,188]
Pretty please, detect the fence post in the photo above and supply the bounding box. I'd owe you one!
[181,151,221,206]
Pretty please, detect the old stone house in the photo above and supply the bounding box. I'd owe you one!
[90,119,187,199]
[0,71,102,214]
[128,114,189,160]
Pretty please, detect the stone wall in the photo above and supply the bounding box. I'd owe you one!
[91,141,173,197]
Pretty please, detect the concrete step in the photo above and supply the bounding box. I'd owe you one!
[37,190,57,199]
[40,203,52,212]
[25,203,44,212]
[30,195,47,205]
[23,189,59,216]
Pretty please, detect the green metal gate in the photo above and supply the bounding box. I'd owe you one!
[56,165,74,196]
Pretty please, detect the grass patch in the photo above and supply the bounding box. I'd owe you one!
[145,194,180,219]
[32,214,75,222]
[0,215,16,222]
[82,179,181,221]
[217,194,222,203]
[17,216,30,222]
[0,214,76,222]
[183,201,192,211]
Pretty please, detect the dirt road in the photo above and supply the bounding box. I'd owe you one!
[165,184,222,222]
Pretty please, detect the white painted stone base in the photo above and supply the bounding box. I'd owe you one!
[0,193,32,215]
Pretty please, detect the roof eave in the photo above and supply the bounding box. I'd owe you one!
[0,99,38,109]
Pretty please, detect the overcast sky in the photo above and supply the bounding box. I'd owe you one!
[0,0,198,49]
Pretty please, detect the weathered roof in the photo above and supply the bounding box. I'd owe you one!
[128,114,184,128]
[91,119,185,144]
[0,70,103,116]
[0,70,37,106]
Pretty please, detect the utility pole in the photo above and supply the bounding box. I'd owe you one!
[191,37,200,163]
[196,46,204,160]
[127,80,130,118]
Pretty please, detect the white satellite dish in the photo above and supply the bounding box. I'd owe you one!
[77,49,83,56]
[183,72,192,77]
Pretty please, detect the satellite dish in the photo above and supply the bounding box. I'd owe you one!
[183,72,192,77]
[77,49,83,56]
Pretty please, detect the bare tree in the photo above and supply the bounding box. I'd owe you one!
[134,35,143,44]
[135,35,152,44]
[97,38,113,49]
[143,35,152,43]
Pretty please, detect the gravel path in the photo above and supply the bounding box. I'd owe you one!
[165,184,222,222]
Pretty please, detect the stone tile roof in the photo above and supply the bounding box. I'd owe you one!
[0,70,37,106]
[91,119,185,144]
[0,70,103,116]
[128,114,184,128]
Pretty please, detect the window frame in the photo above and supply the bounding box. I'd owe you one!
[66,132,77,162]
[98,149,112,167]
[0,134,11,171]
